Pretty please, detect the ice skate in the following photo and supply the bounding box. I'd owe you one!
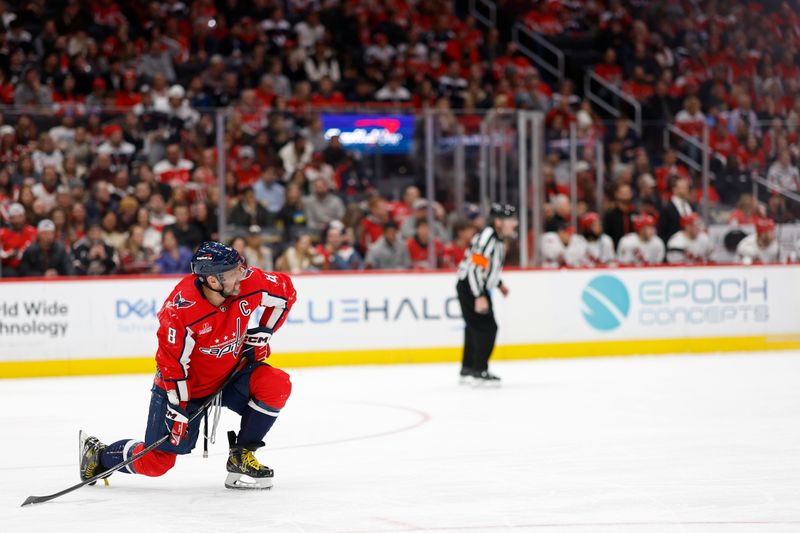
[78,430,109,485]
[472,370,501,388]
[224,431,274,490]
[458,368,475,385]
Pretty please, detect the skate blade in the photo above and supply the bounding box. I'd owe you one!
[458,376,474,385]
[472,379,502,389]
[78,430,96,486]
[224,472,273,490]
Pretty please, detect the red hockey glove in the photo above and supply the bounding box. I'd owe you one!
[242,326,273,363]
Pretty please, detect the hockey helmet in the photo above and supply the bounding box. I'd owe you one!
[633,213,656,232]
[191,241,243,280]
[489,203,516,219]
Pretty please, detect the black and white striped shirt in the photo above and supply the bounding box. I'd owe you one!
[457,227,505,297]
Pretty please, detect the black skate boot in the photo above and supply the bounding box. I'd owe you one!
[224,431,274,490]
[473,370,501,387]
[78,430,109,485]
[459,368,475,385]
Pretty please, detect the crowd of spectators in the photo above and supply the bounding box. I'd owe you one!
[509,0,800,266]
[0,0,798,278]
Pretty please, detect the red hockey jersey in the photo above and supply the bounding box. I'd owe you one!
[153,267,296,399]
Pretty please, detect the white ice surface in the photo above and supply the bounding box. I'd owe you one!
[1,352,800,533]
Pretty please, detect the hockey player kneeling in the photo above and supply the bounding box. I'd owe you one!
[80,241,296,490]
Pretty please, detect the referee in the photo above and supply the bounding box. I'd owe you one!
[456,203,518,385]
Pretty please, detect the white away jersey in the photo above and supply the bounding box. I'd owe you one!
[666,231,712,264]
[617,233,665,265]
[564,234,616,266]
[736,234,780,264]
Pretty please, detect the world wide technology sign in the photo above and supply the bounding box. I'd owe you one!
[321,115,415,154]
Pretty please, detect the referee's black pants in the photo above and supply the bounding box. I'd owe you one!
[456,280,498,373]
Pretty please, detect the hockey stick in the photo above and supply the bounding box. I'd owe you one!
[21,360,246,507]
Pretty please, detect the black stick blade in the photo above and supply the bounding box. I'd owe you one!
[21,496,43,507]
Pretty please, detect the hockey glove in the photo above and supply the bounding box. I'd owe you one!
[164,379,190,446]
[242,326,273,363]
[165,401,189,446]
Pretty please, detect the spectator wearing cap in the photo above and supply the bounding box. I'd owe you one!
[162,84,200,130]
[72,223,118,276]
[658,175,693,244]
[400,198,448,242]
[96,124,136,170]
[253,165,286,214]
[303,177,345,231]
[232,146,262,189]
[164,203,204,251]
[229,187,271,230]
[19,219,73,277]
[279,134,313,176]
[243,225,274,271]
[154,229,192,274]
[0,203,37,277]
[153,143,194,186]
[365,220,411,270]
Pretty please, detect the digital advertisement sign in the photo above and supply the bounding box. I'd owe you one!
[321,115,415,154]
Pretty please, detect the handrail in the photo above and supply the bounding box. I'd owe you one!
[584,70,641,134]
[664,124,705,172]
[511,22,564,82]
[468,0,496,28]
[752,175,800,204]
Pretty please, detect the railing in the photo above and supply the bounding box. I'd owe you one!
[511,23,565,83]
[468,0,497,28]
[584,70,641,134]
[752,175,800,204]
[662,124,706,173]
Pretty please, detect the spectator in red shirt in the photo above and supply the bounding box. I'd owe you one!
[359,195,390,251]
[441,220,477,269]
[389,185,420,226]
[114,70,141,110]
[675,96,706,139]
[406,218,444,270]
[0,203,37,277]
[595,48,623,86]
[310,76,346,108]
[709,118,738,159]
[153,143,194,187]
[232,146,261,189]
